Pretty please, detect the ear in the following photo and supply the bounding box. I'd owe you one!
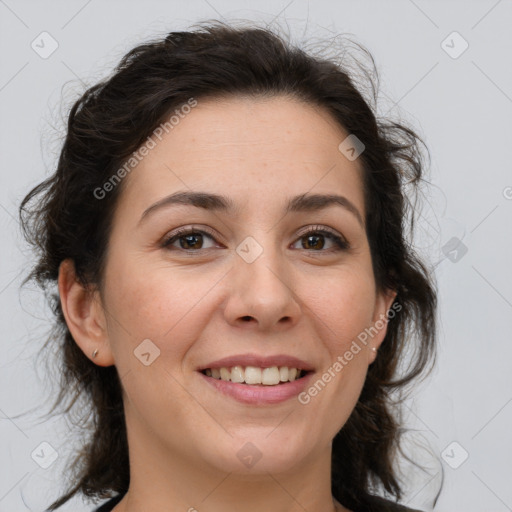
[58,259,115,367]
[368,288,398,365]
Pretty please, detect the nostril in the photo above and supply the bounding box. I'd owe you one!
[241,316,252,321]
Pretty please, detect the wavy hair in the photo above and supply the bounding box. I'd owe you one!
[19,20,438,511]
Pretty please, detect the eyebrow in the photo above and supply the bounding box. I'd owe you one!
[139,191,364,227]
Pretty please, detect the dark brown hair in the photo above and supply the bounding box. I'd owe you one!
[19,20,438,511]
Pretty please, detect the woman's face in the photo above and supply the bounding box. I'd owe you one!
[92,96,395,475]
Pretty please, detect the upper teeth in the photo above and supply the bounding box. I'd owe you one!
[203,366,303,385]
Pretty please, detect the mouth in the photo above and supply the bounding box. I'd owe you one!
[197,355,315,404]
[200,366,311,386]
[197,354,315,404]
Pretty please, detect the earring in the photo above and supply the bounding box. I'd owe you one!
[92,348,99,359]
[372,347,377,352]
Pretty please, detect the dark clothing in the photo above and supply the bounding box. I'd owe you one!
[93,493,124,511]
[93,493,422,511]
[353,495,423,511]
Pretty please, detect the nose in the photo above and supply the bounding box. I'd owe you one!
[223,241,301,332]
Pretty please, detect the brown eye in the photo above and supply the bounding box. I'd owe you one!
[162,228,218,251]
[302,233,325,250]
[178,233,205,250]
[293,228,349,252]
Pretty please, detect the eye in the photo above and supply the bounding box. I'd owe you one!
[161,225,350,253]
[161,226,220,251]
[292,226,350,252]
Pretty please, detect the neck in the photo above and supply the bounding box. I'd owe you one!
[112,412,350,512]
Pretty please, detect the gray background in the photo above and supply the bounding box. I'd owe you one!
[1,1,511,511]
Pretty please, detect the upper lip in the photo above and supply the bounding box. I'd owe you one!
[198,353,315,372]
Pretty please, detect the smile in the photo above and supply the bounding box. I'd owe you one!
[201,366,307,385]
[198,367,313,405]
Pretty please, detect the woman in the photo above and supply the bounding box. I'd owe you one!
[20,21,437,512]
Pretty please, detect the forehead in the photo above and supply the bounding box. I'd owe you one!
[160,94,353,163]
[118,95,365,219]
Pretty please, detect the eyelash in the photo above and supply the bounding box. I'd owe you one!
[161,225,350,253]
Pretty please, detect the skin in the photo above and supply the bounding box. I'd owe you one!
[59,95,396,512]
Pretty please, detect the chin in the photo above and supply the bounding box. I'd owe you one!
[196,432,313,476]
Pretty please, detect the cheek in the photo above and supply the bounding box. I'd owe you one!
[298,267,375,417]
[103,257,224,367]
[304,267,377,347]
[301,276,374,437]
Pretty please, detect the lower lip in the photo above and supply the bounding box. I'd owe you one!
[198,371,314,405]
